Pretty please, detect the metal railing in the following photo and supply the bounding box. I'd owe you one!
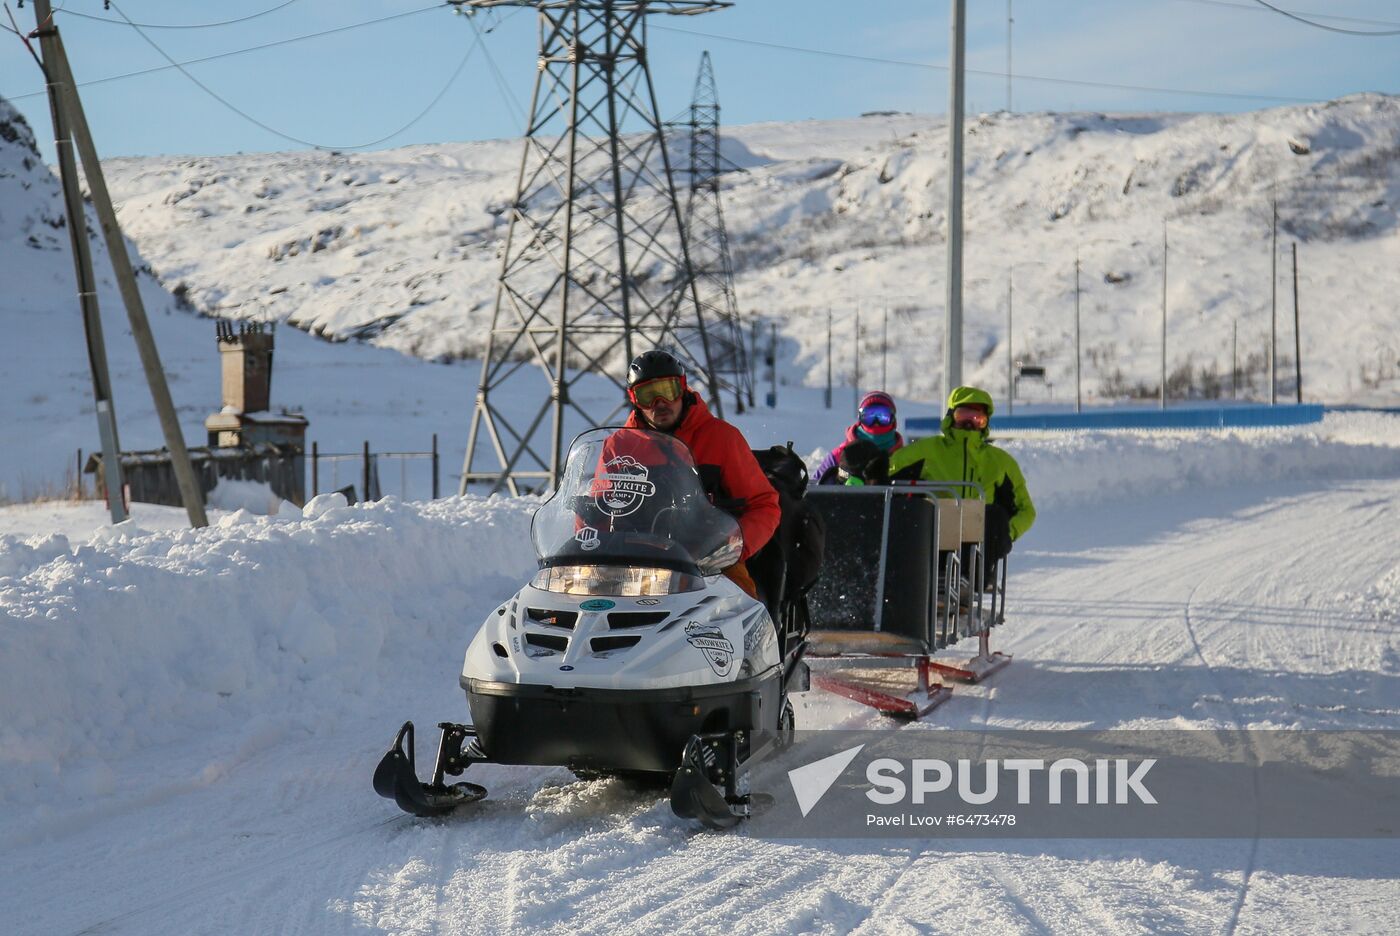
[310,435,441,502]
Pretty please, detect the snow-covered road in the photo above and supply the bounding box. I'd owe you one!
[6,476,1398,935]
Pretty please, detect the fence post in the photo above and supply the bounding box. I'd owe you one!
[432,433,440,499]
[76,448,83,500]
[311,441,319,496]
[362,441,370,503]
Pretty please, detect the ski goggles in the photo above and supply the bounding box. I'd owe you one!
[858,401,896,431]
[951,405,989,430]
[628,375,686,408]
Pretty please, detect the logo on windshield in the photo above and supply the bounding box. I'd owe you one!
[685,621,735,678]
[574,526,600,551]
[596,455,657,518]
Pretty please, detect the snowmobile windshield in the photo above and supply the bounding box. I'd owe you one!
[531,427,744,577]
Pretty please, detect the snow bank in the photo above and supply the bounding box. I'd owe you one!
[0,495,535,808]
[805,412,1400,508]
[1004,413,1400,509]
[205,478,285,515]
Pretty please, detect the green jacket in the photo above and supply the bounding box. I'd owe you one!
[886,386,1037,540]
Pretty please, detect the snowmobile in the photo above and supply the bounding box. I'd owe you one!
[374,427,810,829]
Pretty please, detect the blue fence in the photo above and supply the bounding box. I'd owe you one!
[906,403,1326,432]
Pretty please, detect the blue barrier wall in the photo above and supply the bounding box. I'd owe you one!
[905,404,1326,432]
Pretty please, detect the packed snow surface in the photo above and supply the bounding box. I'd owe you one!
[3,417,1399,934]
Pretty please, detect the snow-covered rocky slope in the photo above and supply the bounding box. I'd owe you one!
[96,93,1400,404]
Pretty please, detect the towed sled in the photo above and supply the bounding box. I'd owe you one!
[802,480,1011,718]
[374,427,810,829]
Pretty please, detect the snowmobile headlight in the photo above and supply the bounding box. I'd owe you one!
[530,565,703,596]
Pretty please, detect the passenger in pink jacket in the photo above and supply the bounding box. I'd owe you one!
[812,391,905,485]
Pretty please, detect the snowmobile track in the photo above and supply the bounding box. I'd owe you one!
[1183,576,1261,936]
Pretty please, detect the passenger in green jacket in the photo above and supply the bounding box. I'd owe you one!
[881,386,1035,581]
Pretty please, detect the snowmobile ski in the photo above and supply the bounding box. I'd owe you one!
[669,729,783,829]
[373,721,487,818]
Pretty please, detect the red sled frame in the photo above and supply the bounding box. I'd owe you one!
[811,655,953,719]
[803,482,1011,719]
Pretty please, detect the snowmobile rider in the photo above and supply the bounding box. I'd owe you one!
[813,390,905,485]
[622,349,780,599]
[843,386,1035,582]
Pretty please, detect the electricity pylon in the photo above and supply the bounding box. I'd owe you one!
[680,51,752,412]
[453,0,731,495]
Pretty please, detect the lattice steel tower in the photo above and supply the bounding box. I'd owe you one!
[454,0,730,495]
[680,51,752,412]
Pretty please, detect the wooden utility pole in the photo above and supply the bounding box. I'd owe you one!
[825,308,832,409]
[1160,226,1168,410]
[47,33,207,527]
[1231,319,1238,400]
[1074,247,1082,414]
[768,322,777,408]
[33,0,126,523]
[1006,279,1013,415]
[1270,196,1278,405]
[853,305,862,411]
[1292,241,1302,403]
[881,306,888,389]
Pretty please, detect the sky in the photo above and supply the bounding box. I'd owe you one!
[1,0,1398,161]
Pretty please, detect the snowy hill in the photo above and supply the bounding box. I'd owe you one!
[96,93,1400,405]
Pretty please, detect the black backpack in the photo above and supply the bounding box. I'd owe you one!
[750,443,826,601]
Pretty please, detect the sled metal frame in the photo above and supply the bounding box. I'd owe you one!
[811,658,952,719]
[804,484,952,719]
[805,482,1011,715]
[923,480,1012,684]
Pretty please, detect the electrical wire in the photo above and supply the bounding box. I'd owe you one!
[59,0,303,30]
[8,4,449,102]
[1172,0,1400,30]
[464,7,528,131]
[3,1,43,68]
[1247,0,1400,36]
[650,24,1315,105]
[105,0,480,150]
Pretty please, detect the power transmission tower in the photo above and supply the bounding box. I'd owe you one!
[453,0,730,496]
[680,51,752,412]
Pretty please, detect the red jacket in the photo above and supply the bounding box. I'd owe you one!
[624,394,779,561]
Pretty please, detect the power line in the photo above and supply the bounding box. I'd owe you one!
[649,24,1315,105]
[9,4,450,102]
[59,0,304,30]
[1247,0,1400,36]
[463,8,527,131]
[1172,0,1400,29]
[104,0,478,150]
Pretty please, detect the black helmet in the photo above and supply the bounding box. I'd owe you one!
[627,349,685,388]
